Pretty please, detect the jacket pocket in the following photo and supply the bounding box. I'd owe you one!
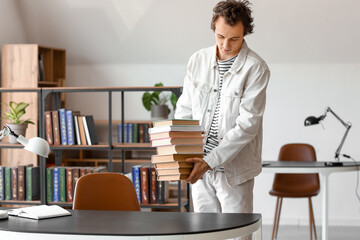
[192,81,212,119]
[222,88,242,128]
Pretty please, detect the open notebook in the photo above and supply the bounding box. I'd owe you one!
[8,205,71,220]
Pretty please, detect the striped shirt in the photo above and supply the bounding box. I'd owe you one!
[204,54,238,158]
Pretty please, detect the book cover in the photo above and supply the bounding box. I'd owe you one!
[157,174,189,181]
[11,167,18,200]
[66,110,75,145]
[4,167,11,200]
[117,124,123,143]
[59,108,68,145]
[155,161,194,169]
[72,168,80,192]
[132,123,139,143]
[51,110,61,145]
[127,123,133,143]
[150,131,203,140]
[0,167,4,200]
[157,181,169,204]
[82,115,99,145]
[73,115,81,145]
[131,165,142,204]
[17,165,27,201]
[77,115,87,145]
[46,167,53,203]
[26,166,40,201]
[143,124,150,143]
[124,123,129,143]
[45,111,53,145]
[59,168,66,202]
[53,167,60,202]
[156,145,204,155]
[139,124,144,143]
[140,166,149,204]
[153,119,200,127]
[148,125,201,135]
[66,168,73,202]
[151,137,203,147]
[151,153,203,164]
[149,167,157,204]
[156,168,192,175]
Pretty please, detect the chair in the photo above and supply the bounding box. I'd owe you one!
[269,143,320,240]
[73,172,140,211]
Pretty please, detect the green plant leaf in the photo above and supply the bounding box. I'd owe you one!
[154,82,164,87]
[142,92,152,111]
[14,102,29,113]
[170,93,178,110]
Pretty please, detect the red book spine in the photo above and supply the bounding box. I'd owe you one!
[150,167,157,204]
[66,168,73,202]
[140,167,149,204]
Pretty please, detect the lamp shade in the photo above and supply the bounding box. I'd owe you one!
[304,116,323,126]
[16,135,50,158]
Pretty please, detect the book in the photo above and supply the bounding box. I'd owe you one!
[156,144,204,155]
[151,137,203,147]
[59,167,66,202]
[148,125,201,135]
[150,131,203,140]
[143,124,150,143]
[45,111,53,145]
[131,165,142,204]
[26,166,40,201]
[0,167,4,200]
[149,167,157,204]
[17,165,28,201]
[8,205,71,220]
[157,181,169,204]
[66,168,73,202]
[38,53,45,81]
[132,123,139,143]
[82,115,99,145]
[140,166,149,204]
[153,119,200,127]
[73,114,81,145]
[66,110,75,145]
[53,167,60,202]
[138,124,144,143]
[4,167,11,200]
[77,115,87,145]
[117,124,123,143]
[156,168,192,175]
[151,153,204,163]
[127,123,133,143]
[46,168,53,203]
[155,162,193,169]
[157,174,189,181]
[59,108,68,145]
[72,168,80,192]
[11,167,18,200]
[51,110,61,145]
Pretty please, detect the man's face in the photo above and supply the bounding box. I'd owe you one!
[214,16,244,60]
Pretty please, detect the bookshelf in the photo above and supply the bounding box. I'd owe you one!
[0,87,188,212]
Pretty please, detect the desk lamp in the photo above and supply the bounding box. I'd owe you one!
[304,107,351,166]
[0,124,50,158]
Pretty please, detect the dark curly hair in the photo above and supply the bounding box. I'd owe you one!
[211,0,254,36]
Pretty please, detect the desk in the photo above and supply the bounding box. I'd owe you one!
[262,161,360,240]
[0,209,262,240]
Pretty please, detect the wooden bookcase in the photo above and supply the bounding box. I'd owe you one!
[1,44,66,167]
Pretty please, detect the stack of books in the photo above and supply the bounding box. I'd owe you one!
[149,119,204,181]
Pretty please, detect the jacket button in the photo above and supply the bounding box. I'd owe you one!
[207,109,211,112]
[214,89,217,92]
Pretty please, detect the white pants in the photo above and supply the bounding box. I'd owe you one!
[191,171,254,240]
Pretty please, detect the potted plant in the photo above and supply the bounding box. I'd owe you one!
[142,83,178,120]
[2,101,34,144]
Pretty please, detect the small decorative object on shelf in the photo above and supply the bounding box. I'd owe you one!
[142,83,178,120]
[2,101,35,144]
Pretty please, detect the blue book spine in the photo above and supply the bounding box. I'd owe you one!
[66,110,75,145]
[124,124,129,143]
[117,124,122,143]
[53,167,60,202]
[128,123,133,143]
[132,165,142,204]
[58,109,68,145]
[0,167,4,200]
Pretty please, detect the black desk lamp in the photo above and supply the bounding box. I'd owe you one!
[304,107,352,166]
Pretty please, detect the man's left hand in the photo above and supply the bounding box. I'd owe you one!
[185,158,211,184]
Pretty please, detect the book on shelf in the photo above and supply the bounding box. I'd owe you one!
[51,110,61,145]
[46,167,53,203]
[66,110,75,145]
[153,119,200,127]
[77,115,87,145]
[8,205,71,220]
[66,168,73,202]
[18,165,30,201]
[157,181,169,204]
[59,108,68,145]
[157,174,189,181]
[156,144,204,155]
[0,167,4,200]
[45,111,53,145]
[82,115,99,145]
[149,167,157,204]
[156,168,192,175]
[38,53,45,82]
[155,161,193,169]
[148,125,201,135]
[150,131,203,140]
[53,167,60,202]
[26,166,40,201]
[73,114,82,145]
[151,137,203,147]
[4,167,11,200]
[131,165,142,204]
[140,166,149,204]
[11,167,18,200]
[59,168,66,202]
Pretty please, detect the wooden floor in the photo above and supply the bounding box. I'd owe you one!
[262,225,360,240]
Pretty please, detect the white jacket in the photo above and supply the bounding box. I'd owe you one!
[174,41,270,186]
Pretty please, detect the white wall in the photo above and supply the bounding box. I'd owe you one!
[13,0,360,226]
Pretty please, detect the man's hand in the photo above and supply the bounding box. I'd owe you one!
[185,158,211,184]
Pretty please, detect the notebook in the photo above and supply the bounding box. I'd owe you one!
[7,205,71,220]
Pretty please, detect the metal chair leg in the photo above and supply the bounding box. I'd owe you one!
[274,197,283,239]
[309,197,317,240]
[271,197,280,240]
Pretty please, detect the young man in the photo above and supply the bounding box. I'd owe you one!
[175,0,270,215]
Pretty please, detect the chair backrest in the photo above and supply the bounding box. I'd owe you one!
[73,172,140,211]
[271,143,320,196]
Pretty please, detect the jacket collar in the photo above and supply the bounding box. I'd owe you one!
[211,40,249,74]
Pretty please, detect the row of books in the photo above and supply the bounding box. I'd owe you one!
[0,165,40,201]
[46,166,106,203]
[149,119,204,181]
[117,123,150,143]
[131,165,168,204]
[45,109,99,146]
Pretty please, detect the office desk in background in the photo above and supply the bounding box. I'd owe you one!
[0,209,262,240]
[262,161,360,240]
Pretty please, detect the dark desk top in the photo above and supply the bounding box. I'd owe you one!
[262,161,360,168]
[0,209,261,236]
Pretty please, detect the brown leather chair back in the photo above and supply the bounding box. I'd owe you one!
[73,172,140,211]
[270,143,320,197]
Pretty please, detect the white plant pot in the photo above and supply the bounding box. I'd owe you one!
[151,105,169,120]
[7,123,28,144]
